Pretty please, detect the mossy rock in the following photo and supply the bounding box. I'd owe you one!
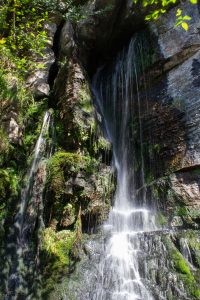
[47,152,83,191]
[45,151,109,230]
[40,212,82,297]
[41,227,76,266]
[163,235,200,299]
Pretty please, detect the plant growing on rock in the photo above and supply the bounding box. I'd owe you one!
[133,0,198,30]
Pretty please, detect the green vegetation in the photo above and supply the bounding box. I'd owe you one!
[133,0,197,30]
[164,235,200,299]
[78,83,93,114]
[0,0,84,75]
[171,248,192,275]
[41,227,76,266]
[40,210,82,296]
[155,211,168,227]
[47,152,83,200]
[0,1,48,72]
[0,168,18,221]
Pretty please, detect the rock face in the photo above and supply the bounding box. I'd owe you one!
[26,16,59,99]
[1,0,199,298]
[137,2,200,221]
[46,1,200,300]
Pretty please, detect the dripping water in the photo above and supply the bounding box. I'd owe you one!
[92,38,157,300]
[3,111,53,299]
[180,238,193,265]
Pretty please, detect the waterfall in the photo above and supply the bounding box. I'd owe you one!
[17,111,52,235]
[3,111,53,299]
[180,238,193,265]
[92,38,157,300]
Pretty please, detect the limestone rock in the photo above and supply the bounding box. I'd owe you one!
[8,117,22,144]
[171,216,183,228]
[60,21,75,57]
[26,18,59,99]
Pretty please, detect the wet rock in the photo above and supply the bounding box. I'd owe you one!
[8,117,22,144]
[170,171,200,207]
[26,17,59,99]
[60,21,75,57]
[151,2,200,60]
[2,109,22,145]
[26,58,53,100]
[60,203,76,228]
[171,216,183,228]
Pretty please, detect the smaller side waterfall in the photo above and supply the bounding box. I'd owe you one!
[180,238,193,265]
[92,38,158,300]
[3,111,53,300]
[17,111,52,235]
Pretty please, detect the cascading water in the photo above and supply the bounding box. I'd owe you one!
[2,111,53,300]
[92,38,157,300]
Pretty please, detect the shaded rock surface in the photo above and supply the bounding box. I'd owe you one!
[1,0,200,299]
[47,1,200,300]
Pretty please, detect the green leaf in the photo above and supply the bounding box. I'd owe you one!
[176,9,182,17]
[181,22,189,31]
[145,14,152,21]
[175,20,183,27]
[190,0,197,4]
[183,15,192,21]
[0,38,6,45]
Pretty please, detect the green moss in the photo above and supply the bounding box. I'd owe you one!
[155,211,168,227]
[192,289,200,298]
[175,206,188,217]
[172,250,192,275]
[47,151,83,199]
[149,143,161,157]
[93,135,111,154]
[78,83,93,114]
[41,214,83,297]
[0,129,10,166]
[41,227,76,266]
[0,168,18,221]
[163,235,200,299]
[173,206,200,228]
[23,102,48,150]
[182,231,200,268]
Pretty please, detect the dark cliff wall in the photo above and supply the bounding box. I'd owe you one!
[1,0,200,299]
[45,1,200,299]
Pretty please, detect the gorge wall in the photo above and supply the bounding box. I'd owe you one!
[1,0,200,299]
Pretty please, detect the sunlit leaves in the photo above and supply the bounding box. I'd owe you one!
[181,22,189,31]
[175,9,192,30]
[145,8,166,21]
[0,38,6,45]
[133,0,197,30]
[176,9,182,16]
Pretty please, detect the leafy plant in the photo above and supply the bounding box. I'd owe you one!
[133,0,198,30]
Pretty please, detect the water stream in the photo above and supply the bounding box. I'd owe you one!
[92,38,157,300]
[3,111,53,299]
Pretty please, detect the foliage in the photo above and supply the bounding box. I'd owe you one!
[164,235,200,299]
[47,151,99,200]
[41,209,82,278]
[41,227,76,266]
[0,0,85,74]
[155,211,168,227]
[0,168,19,221]
[0,129,10,166]
[47,152,82,198]
[133,0,198,30]
[0,1,47,72]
